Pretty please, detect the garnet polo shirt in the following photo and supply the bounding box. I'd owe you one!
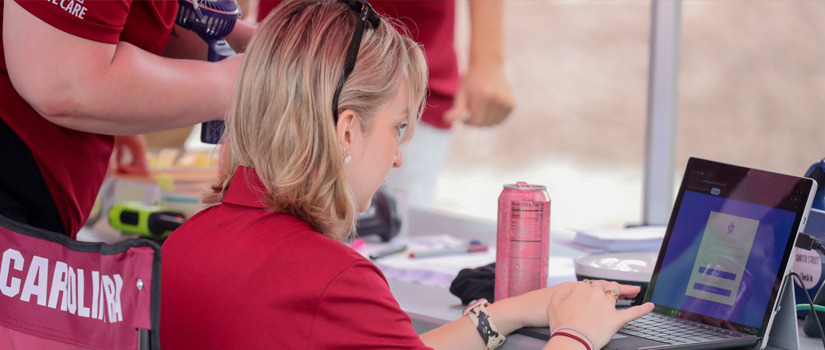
[161,166,432,349]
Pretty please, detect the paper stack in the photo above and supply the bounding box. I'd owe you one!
[571,226,666,253]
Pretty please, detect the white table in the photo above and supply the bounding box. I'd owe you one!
[395,208,822,349]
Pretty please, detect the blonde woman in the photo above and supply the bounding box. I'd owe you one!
[160,1,653,349]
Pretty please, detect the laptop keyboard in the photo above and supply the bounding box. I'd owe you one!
[621,313,750,345]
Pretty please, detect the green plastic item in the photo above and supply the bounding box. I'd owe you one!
[796,304,825,313]
[108,201,185,240]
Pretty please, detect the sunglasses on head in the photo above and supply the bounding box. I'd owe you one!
[332,0,381,123]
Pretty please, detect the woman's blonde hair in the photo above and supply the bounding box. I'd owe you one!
[204,0,428,241]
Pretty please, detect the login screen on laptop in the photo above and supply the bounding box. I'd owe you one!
[646,159,813,337]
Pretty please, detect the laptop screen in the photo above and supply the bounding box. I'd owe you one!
[645,157,815,337]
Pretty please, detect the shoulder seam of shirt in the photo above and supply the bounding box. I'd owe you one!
[306,258,380,347]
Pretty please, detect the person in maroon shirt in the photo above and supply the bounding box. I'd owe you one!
[0,0,255,237]
[161,1,652,349]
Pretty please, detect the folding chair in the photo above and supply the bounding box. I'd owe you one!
[0,215,160,349]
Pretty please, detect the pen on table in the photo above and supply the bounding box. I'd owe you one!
[369,244,408,260]
[408,243,489,258]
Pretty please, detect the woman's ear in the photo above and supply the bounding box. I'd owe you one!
[336,109,358,150]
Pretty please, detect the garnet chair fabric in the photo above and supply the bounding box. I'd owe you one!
[0,215,160,350]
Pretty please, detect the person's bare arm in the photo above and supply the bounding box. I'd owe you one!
[226,20,256,53]
[420,281,652,350]
[444,0,515,127]
[4,0,242,135]
[419,283,578,349]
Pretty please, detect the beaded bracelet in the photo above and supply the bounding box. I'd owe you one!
[550,331,592,350]
[551,326,595,350]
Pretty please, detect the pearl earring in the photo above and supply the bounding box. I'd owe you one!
[343,147,352,166]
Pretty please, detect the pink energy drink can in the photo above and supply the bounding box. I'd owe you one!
[495,182,550,301]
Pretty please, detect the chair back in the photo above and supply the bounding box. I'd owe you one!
[0,215,160,349]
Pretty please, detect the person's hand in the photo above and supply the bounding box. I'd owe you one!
[444,62,515,127]
[547,280,654,349]
[496,280,645,329]
[111,135,150,175]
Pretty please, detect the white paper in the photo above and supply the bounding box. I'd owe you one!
[571,226,666,252]
[358,234,496,288]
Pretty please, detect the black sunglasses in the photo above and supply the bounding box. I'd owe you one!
[332,0,381,123]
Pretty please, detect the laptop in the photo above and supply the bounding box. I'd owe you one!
[518,157,817,349]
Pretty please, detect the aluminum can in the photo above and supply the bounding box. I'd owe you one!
[495,182,551,301]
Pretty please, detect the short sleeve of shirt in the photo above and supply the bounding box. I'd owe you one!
[312,260,434,350]
[15,0,132,44]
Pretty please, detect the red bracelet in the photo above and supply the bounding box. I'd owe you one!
[550,331,592,350]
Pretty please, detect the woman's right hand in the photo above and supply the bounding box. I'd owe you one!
[546,281,654,349]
